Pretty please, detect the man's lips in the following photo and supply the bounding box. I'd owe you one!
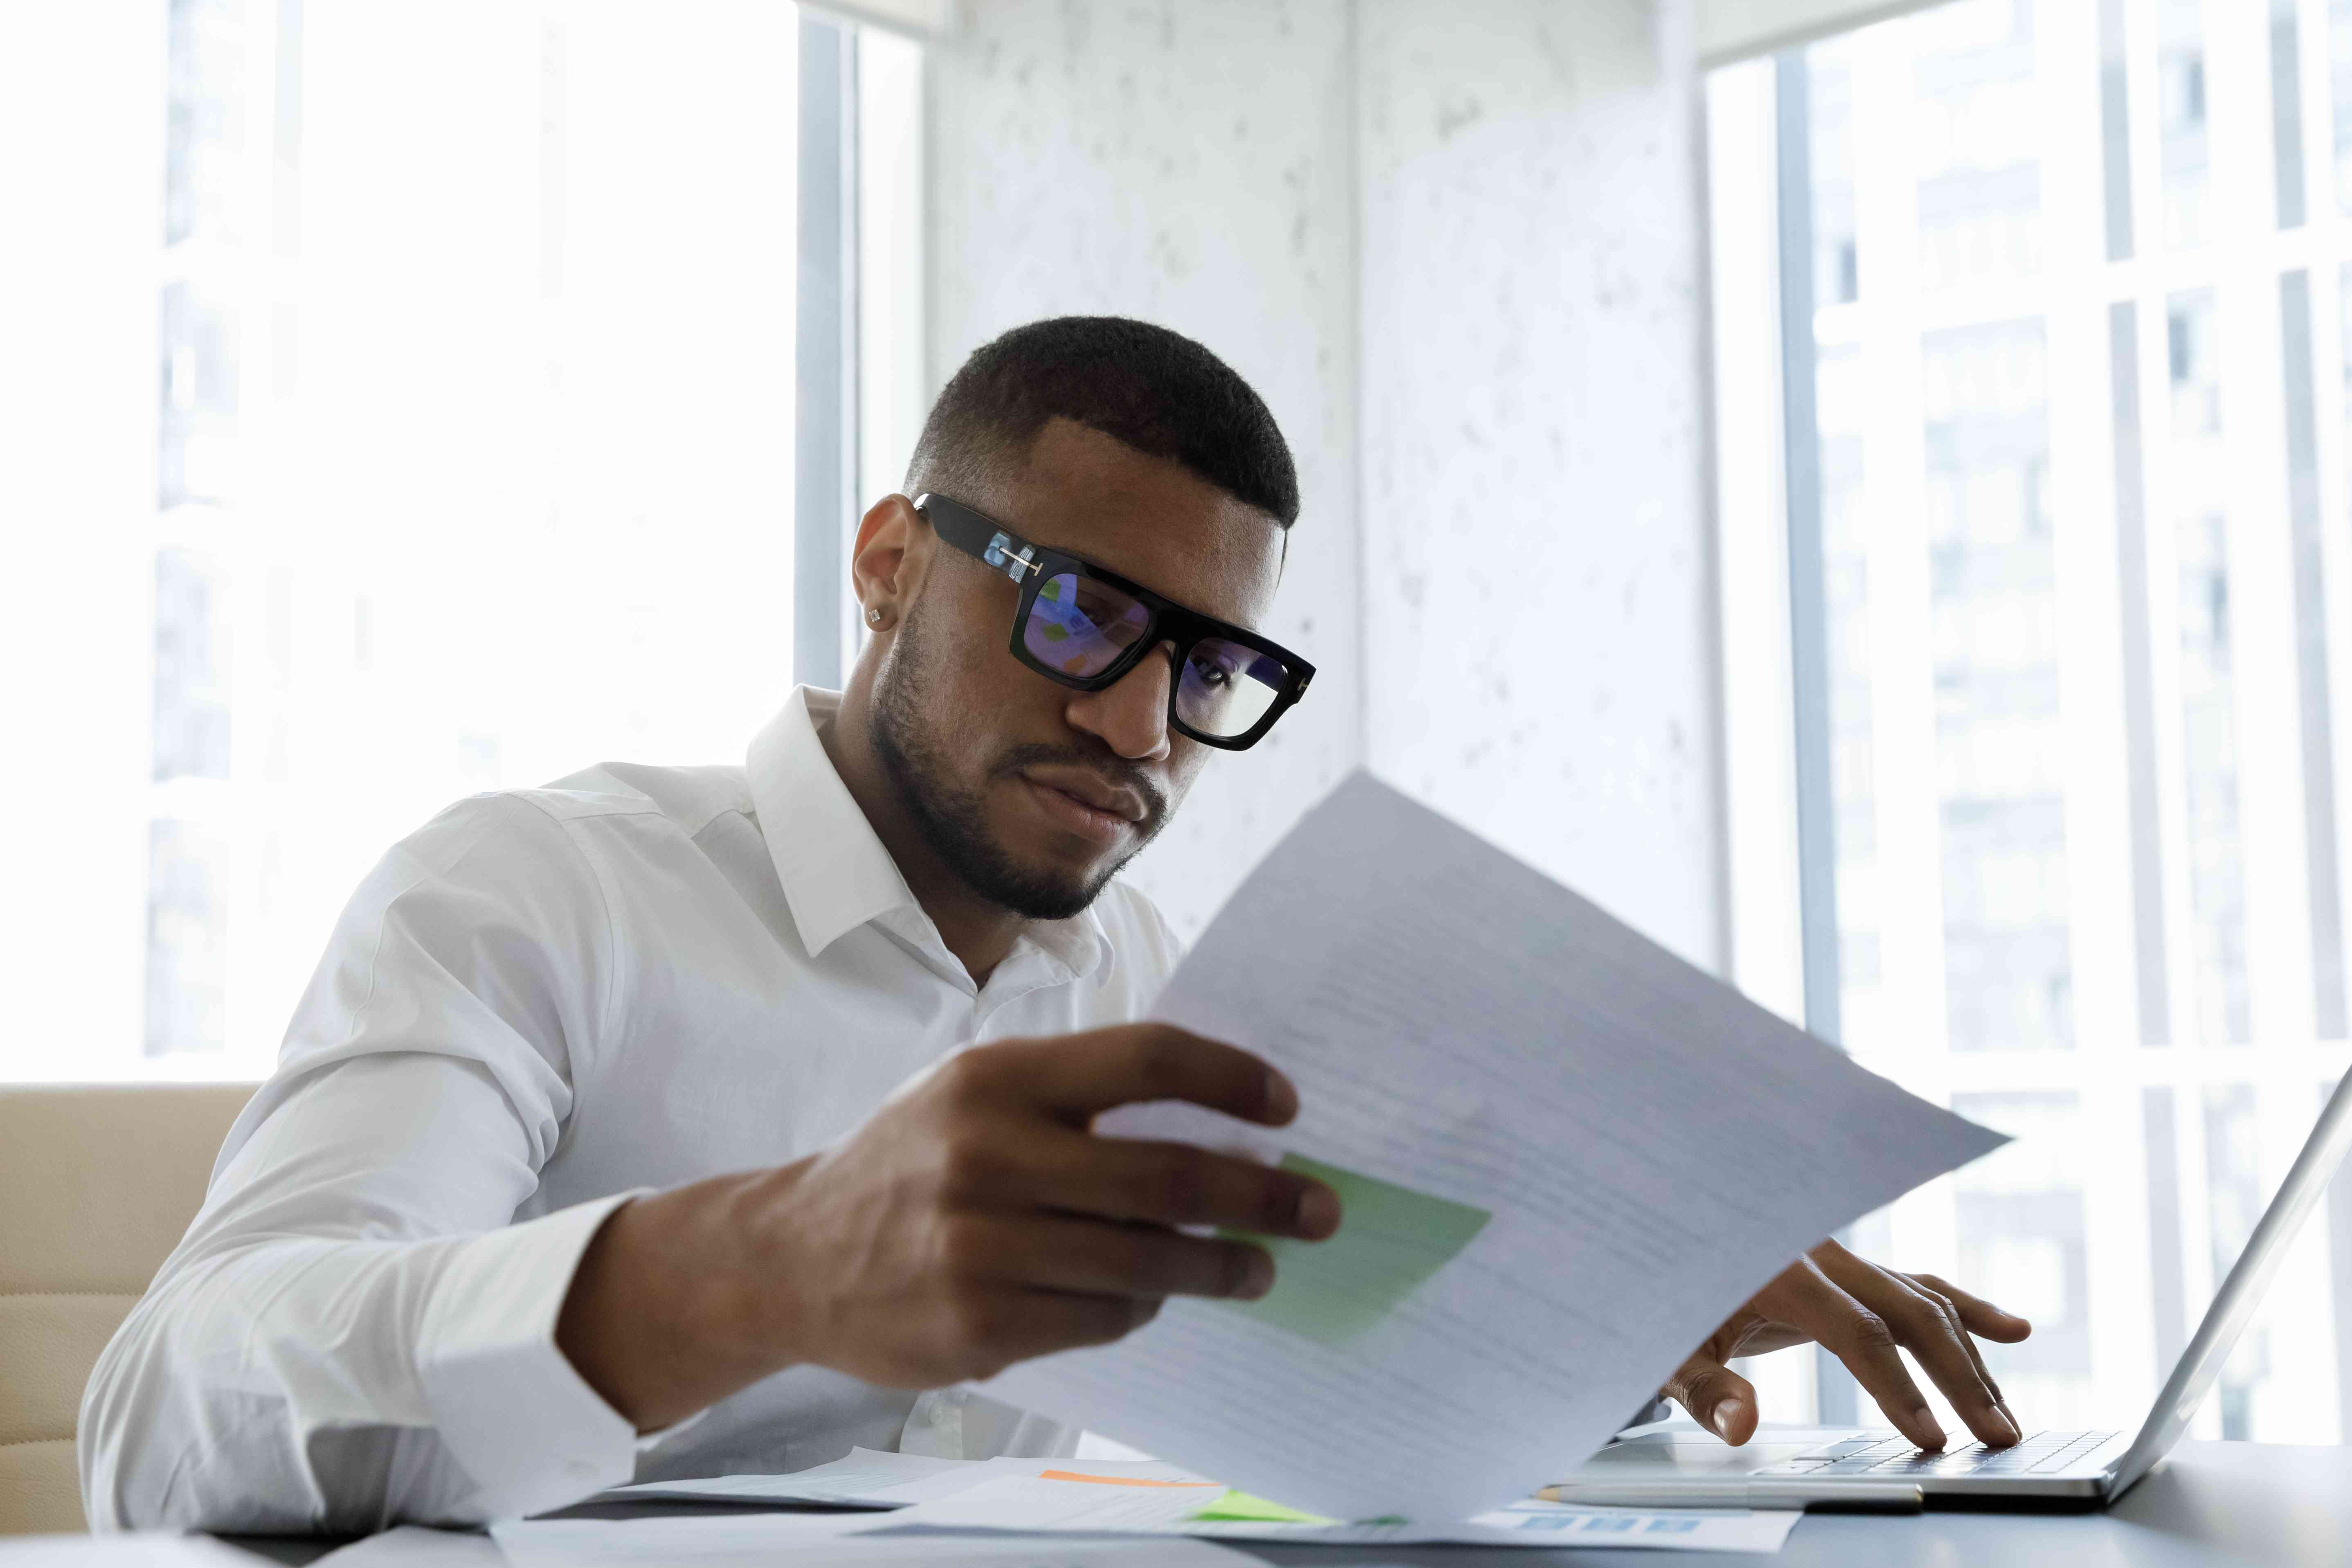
[1020,768,1148,824]
[1016,771,1150,845]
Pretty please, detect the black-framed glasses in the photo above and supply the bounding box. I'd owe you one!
[914,492,1314,751]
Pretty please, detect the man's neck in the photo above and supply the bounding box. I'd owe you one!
[819,684,1027,986]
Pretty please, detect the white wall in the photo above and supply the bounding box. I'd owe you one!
[924,0,1723,968]
[1357,0,1723,970]
[924,0,1366,940]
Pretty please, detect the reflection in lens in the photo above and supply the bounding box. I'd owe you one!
[1175,637,1285,737]
[1023,573,1150,677]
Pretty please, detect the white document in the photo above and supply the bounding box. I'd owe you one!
[595,1447,1201,1509]
[493,1512,880,1565]
[984,771,2003,1523]
[313,1526,507,1568]
[495,1513,1251,1568]
[870,1473,1801,1552]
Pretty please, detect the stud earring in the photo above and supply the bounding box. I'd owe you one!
[866,606,884,626]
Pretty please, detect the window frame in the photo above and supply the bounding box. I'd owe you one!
[1707,0,2352,1441]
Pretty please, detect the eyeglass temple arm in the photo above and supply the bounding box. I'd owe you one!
[918,494,1042,586]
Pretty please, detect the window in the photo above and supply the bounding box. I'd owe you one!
[0,3,922,1082]
[1711,0,2352,1442]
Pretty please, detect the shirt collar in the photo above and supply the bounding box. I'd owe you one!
[746,687,1112,982]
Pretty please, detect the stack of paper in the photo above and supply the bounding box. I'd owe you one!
[515,1464,1801,1558]
[863,1466,1803,1552]
[577,1449,1801,1554]
[494,1513,1257,1568]
[595,1449,1198,1509]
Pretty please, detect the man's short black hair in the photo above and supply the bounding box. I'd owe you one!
[907,316,1300,527]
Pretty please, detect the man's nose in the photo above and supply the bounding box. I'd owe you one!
[1064,644,1175,762]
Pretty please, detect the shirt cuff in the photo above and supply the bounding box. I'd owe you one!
[416,1190,652,1519]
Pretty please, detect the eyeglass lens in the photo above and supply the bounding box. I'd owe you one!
[1021,571,1290,739]
[1023,573,1150,677]
[1175,637,1286,737]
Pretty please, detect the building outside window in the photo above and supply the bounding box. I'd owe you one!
[1713,0,2352,1444]
[1,2,922,1083]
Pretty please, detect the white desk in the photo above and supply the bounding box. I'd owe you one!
[211,1441,2352,1567]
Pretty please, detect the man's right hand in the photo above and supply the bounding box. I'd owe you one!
[556,1024,1341,1430]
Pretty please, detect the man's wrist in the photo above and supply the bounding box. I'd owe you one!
[706,1161,816,1371]
[554,1166,808,1432]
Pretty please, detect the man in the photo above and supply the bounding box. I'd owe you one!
[81,317,2029,1533]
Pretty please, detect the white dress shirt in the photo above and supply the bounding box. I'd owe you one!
[79,687,1185,1534]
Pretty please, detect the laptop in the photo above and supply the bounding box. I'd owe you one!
[1547,1066,2352,1510]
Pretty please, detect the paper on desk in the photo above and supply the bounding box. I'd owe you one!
[595,1447,1201,1508]
[313,1526,507,1568]
[985,771,2003,1524]
[493,1510,878,1565]
[868,1472,1801,1552]
[494,1513,1252,1568]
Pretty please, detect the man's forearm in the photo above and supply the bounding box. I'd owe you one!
[555,1161,811,1431]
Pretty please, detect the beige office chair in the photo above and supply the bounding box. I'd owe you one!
[0,1083,255,1536]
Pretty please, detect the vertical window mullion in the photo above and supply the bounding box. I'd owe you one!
[2280,270,2348,1040]
[2276,0,2312,229]
[2141,1083,2195,1382]
[2103,0,2141,260]
[1776,49,1844,1057]
[2327,1071,2352,1435]
[1773,44,1863,1429]
[1707,57,1811,1035]
[2113,299,2177,1048]
[795,13,857,693]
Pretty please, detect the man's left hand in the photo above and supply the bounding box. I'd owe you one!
[1663,1238,2033,1452]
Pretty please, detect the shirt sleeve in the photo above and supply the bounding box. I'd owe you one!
[78,794,655,1533]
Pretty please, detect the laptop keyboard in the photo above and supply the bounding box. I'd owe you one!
[1758,1429,2120,1478]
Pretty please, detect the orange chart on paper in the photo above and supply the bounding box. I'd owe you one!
[1037,1471,1222,1488]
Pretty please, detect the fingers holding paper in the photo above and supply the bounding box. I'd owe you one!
[776,1025,1347,1386]
[555,1023,1341,1428]
[1663,1238,2032,1453]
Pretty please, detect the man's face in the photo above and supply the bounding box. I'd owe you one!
[870,417,1286,920]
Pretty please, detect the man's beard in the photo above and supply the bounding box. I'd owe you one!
[870,605,1167,921]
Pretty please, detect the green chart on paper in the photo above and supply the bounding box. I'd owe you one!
[1189,1488,1335,1525]
[1216,1152,1491,1346]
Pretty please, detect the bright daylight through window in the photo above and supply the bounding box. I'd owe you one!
[1712,0,2352,1446]
[0,3,923,1083]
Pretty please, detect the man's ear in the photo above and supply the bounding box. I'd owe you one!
[850,494,926,625]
